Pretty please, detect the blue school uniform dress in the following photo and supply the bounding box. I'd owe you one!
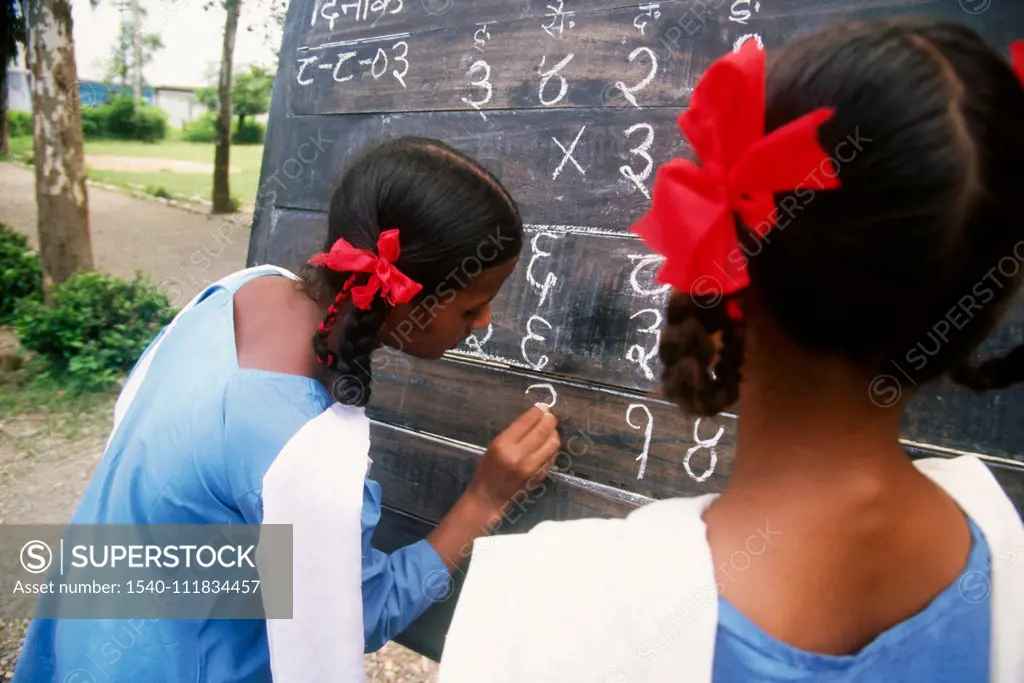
[711,516,992,682]
[437,464,1021,683]
[13,265,448,683]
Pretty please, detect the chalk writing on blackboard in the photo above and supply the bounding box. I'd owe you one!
[526,233,561,307]
[521,315,552,371]
[626,404,654,479]
[633,3,661,35]
[525,383,558,408]
[626,308,662,381]
[729,0,760,25]
[685,419,724,483]
[473,22,494,52]
[619,122,654,198]
[311,0,403,30]
[627,254,670,297]
[552,125,587,179]
[464,322,493,353]
[612,46,658,108]
[733,33,763,51]
[542,1,576,39]
[538,53,575,106]
[461,60,493,121]
[295,38,410,88]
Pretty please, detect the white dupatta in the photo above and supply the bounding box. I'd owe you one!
[438,455,1024,683]
[107,267,371,682]
[258,402,371,683]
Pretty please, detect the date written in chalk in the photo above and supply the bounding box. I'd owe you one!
[12,579,260,595]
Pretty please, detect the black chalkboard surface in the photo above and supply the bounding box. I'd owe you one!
[248,0,1024,661]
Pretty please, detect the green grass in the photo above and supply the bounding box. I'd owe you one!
[0,359,118,438]
[87,168,260,205]
[83,138,264,166]
[3,136,264,208]
[1,135,33,159]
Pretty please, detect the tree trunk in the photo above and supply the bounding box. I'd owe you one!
[0,86,9,156]
[131,0,143,102]
[211,0,240,214]
[24,0,94,297]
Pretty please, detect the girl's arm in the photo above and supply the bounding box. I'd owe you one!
[430,404,560,566]
[359,404,561,650]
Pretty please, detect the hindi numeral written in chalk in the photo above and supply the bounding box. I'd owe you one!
[461,60,493,120]
[627,254,670,297]
[521,315,552,371]
[684,418,724,483]
[620,123,654,198]
[525,383,558,408]
[538,53,575,106]
[625,308,661,381]
[626,404,654,479]
[612,46,657,108]
[526,233,561,307]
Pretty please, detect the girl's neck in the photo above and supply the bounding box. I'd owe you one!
[721,313,919,498]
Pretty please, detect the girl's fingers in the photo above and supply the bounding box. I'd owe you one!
[501,404,548,443]
[516,410,558,453]
[529,432,562,471]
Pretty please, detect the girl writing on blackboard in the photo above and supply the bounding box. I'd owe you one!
[13,137,560,683]
[438,19,1024,683]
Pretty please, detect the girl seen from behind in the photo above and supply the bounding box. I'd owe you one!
[14,137,560,683]
[439,19,1024,683]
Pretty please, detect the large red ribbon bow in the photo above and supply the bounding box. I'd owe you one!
[309,229,423,309]
[1012,40,1024,86]
[630,40,840,314]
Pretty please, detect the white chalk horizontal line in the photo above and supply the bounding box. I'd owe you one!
[525,223,638,238]
[900,439,1023,468]
[298,32,411,51]
[550,471,655,507]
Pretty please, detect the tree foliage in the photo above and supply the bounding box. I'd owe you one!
[104,9,164,90]
[2,0,27,96]
[196,64,272,128]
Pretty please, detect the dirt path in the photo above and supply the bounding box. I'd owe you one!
[0,161,439,682]
[0,162,250,307]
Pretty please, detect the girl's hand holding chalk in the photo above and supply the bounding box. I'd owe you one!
[467,403,561,511]
[426,404,561,570]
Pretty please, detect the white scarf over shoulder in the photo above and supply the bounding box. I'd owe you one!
[108,267,371,683]
[438,456,1024,683]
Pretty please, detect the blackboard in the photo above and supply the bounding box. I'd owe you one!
[248,0,1024,662]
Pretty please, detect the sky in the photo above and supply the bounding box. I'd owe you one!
[16,0,283,89]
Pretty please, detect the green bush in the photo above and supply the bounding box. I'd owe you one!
[181,113,217,142]
[0,223,43,324]
[146,185,173,199]
[181,113,264,144]
[82,106,106,139]
[8,111,32,138]
[131,105,169,143]
[83,96,168,142]
[14,271,177,391]
[233,121,265,144]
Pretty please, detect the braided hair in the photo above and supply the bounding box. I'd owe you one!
[660,18,1024,416]
[305,137,523,407]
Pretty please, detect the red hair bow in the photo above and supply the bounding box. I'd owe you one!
[309,229,423,309]
[630,40,840,315]
[1012,40,1024,86]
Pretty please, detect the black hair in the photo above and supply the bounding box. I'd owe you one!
[305,136,523,406]
[661,17,1024,416]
